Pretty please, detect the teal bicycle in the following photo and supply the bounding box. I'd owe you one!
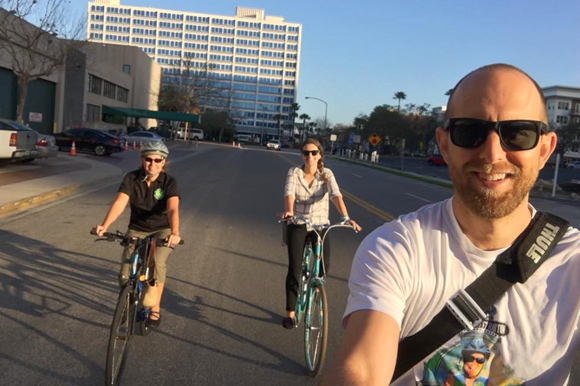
[281,216,355,377]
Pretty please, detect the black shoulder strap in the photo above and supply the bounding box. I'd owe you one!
[392,212,569,381]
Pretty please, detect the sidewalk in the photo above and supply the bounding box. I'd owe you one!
[0,153,123,219]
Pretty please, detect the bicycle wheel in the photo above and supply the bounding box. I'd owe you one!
[105,285,134,386]
[304,282,329,377]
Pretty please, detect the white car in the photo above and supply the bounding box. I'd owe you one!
[266,139,281,151]
[568,161,580,169]
[0,118,39,166]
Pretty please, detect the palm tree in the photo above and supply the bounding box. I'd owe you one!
[445,88,454,96]
[289,103,300,139]
[299,113,310,141]
[273,114,283,139]
[393,91,407,112]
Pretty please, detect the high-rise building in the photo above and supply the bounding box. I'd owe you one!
[87,0,302,140]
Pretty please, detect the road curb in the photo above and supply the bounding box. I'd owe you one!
[0,184,82,219]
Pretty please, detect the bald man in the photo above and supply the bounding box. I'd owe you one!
[321,64,580,385]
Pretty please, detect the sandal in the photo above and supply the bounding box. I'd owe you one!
[146,311,161,328]
[281,315,297,329]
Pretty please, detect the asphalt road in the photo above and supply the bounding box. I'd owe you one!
[1,142,579,385]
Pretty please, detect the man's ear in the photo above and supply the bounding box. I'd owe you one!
[436,127,449,161]
[538,132,557,169]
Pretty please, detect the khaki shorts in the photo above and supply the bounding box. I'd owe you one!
[119,228,173,285]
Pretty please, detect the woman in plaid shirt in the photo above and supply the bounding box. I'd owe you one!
[280,138,361,329]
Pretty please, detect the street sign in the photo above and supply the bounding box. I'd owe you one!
[330,134,337,142]
[29,112,42,123]
[368,133,381,147]
[353,135,361,144]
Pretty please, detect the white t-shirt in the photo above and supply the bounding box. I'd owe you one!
[345,197,580,385]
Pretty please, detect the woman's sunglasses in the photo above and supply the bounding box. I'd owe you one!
[444,118,548,151]
[302,150,320,157]
[143,157,165,164]
[462,353,487,364]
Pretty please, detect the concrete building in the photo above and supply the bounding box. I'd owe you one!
[86,0,302,140]
[64,42,162,132]
[542,85,580,128]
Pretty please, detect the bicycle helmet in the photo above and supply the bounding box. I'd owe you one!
[462,338,491,359]
[140,141,169,158]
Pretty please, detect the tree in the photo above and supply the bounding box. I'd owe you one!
[289,102,300,138]
[555,123,580,156]
[353,114,368,131]
[273,113,283,139]
[0,0,85,123]
[393,91,407,112]
[445,88,454,96]
[298,113,310,142]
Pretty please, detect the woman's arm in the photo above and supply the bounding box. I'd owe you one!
[331,195,362,232]
[165,196,181,247]
[94,192,130,235]
[281,194,294,218]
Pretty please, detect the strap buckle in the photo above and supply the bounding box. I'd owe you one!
[445,289,486,331]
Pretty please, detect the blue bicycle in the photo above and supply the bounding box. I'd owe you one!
[281,217,355,377]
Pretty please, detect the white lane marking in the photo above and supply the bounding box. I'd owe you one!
[406,193,431,203]
[352,173,363,178]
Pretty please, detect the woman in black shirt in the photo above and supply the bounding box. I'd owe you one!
[94,141,180,328]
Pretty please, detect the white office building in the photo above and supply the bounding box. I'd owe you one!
[87,0,302,139]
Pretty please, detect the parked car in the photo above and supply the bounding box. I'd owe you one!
[0,118,39,165]
[236,134,252,144]
[122,130,165,145]
[188,128,203,141]
[427,153,446,166]
[569,161,580,169]
[266,139,282,151]
[36,134,58,159]
[54,128,123,156]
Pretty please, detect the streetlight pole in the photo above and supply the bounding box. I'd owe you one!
[305,96,328,135]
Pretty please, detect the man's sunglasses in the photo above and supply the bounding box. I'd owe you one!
[143,157,165,163]
[302,150,320,157]
[444,118,548,151]
[462,353,487,364]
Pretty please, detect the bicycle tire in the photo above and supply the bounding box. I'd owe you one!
[105,285,134,386]
[304,282,329,377]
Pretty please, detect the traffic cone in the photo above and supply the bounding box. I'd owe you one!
[139,141,143,149]
[237,143,242,149]
[124,141,128,151]
[232,141,235,147]
[69,140,77,156]
[132,141,136,150]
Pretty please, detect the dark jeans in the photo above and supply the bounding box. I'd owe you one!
[285,224,331,311]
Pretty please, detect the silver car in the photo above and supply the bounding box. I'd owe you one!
[266,139,281,151]
[122,131,165,145]
[36,134,59,159]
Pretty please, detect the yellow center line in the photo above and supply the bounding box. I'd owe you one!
[277,153,396,222]
[341,189,396,222]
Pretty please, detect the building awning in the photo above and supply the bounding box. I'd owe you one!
[102,106,200,124]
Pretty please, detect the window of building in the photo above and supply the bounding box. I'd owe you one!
[88,74,102,95]
[86,104,101,122]
[556,115,569,124]
[103,80,116,99]
[557,101,570,110]
[117,87,128,102]
[122,65,131,75]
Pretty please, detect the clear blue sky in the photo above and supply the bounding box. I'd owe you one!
[73,0,580,126]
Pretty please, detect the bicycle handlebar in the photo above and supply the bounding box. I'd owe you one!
[278,216,357,233]
[90,229,185,246]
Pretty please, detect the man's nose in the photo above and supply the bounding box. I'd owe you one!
[478,130,507,164]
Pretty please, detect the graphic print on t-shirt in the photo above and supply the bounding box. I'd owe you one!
[154,188,164,200]
[419,306,523,386]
